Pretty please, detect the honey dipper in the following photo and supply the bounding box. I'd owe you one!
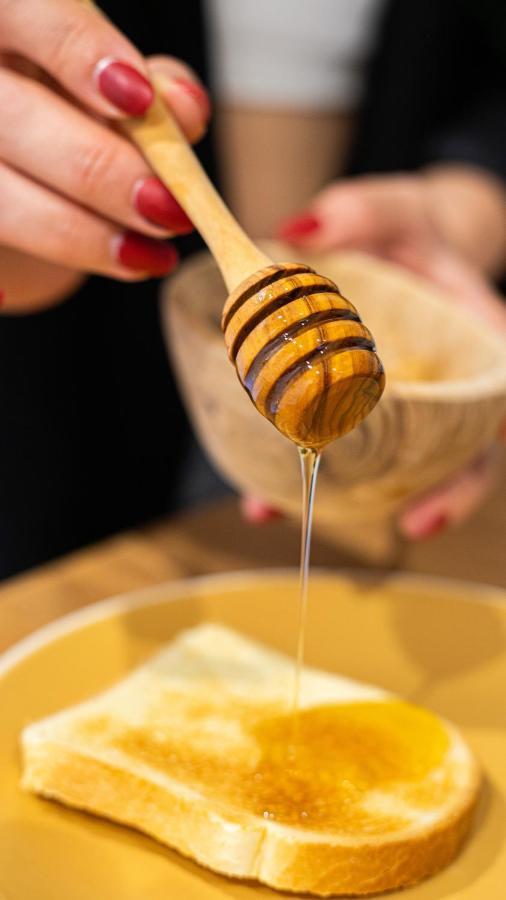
[127,90,386,448]
[85,1,384,448]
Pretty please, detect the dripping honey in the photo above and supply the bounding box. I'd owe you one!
[84,698,451,834]
[292,446,320,715]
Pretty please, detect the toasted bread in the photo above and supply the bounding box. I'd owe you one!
[21,624,480,896]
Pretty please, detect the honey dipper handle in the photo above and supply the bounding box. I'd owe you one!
[81,0,270,290]
[123,84,271,292]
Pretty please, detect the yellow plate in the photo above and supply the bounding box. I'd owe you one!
[1,570,505,899]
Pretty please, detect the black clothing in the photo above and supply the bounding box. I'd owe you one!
[349,0,506,180]
[0,2,210,579]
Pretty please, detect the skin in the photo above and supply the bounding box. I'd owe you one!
[0,0,209,312]
[278,168,506,539]
[215,107,506,539]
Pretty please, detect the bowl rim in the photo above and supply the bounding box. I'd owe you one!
[163,250,506,403]
[2,567,506,678]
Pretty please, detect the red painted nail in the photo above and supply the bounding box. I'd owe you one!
[171,77,211,122]
[416,512,449,540]
[0,289,4,307]
[96,59,154,116]
[278,213,321,241]
[114,231,178,276]
[134,177,193,233]
[240,496,284,524]
[251,506,283,524]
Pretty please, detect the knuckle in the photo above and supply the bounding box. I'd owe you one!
[48,16,91,77]
[73,140,117,196]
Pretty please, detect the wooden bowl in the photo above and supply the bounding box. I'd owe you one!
[162,244,506,559]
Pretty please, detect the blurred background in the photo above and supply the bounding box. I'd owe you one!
[0,0,505,583]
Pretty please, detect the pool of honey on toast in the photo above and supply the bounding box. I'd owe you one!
[81,698,453,835]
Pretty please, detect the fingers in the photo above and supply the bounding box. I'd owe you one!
[0,161,178,293]
[398,447,502,540]
[278,174,506,336]
[240,496,283,524]
[0,0,153,117]
[391,242,506,335]
[0,1,212,137]
[147,56,211,144]
[0,67,193,238]
[278,176,424,251]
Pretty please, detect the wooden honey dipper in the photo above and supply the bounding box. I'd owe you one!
[84,0,384,448]
[126,91,385,449]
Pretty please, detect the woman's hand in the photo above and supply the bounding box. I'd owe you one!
[0,0,210,312]
[245,166,506,539]
[278,166,506,331]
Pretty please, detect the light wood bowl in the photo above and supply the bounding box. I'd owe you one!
[162,244,506,559]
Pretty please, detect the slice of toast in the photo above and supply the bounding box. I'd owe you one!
[21,624,480,896]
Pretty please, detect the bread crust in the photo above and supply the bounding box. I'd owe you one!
[22,736,481,896]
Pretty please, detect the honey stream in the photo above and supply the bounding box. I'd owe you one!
[292,447,321,719]
[101,447,452,832]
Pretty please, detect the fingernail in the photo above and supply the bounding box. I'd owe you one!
[240,496,283,524]
[95,58,154,116]
[113,231,178,276]
[414,512,449,540]
[278,213,321,241]
[0,289,4,307]
[171,77,211,122]
[133,177,193,233]
[252,507,283,524]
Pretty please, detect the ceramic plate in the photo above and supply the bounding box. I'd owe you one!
[1,570,505,899]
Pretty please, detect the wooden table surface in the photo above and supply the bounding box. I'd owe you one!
[1,464,505,654]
